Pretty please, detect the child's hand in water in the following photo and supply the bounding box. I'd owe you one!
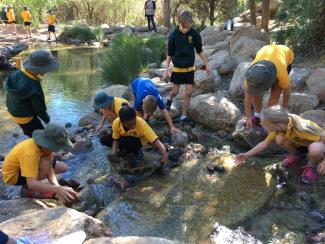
[318,161,325,175]
[234,153,248,165]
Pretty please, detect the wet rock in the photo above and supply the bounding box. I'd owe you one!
[153,99,182,120]
[0,207,112,240]
[194,69,222,91]
[262,92,319,114]
[0,43,28,65]
[73,137,93,153]
[111,175,130,192]
[189,93,241,130]
[65,122,72,128]
[85,236,182,244]
[211,224,261,243]
[171,131,189,147]
[229,61,251,97]
[300,110,325,129]
[208,50,232,70]
[290,67,311,91]
[103,84,134,102]
[97,154,276,243]
[78,112,102,127]
[200,25,222,46]
[230,36,267,61]
[306,68,325,102]
[108,152,162,176]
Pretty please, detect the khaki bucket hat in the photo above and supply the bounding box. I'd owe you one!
[23,49,59,74]
[32,124,74,152]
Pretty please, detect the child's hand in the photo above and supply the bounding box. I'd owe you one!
[318,161,325,175]
[205,64,211,77]
[96,124,104,133]
[234,153,248,165]
[162,70,170,83]
[161,154,169,166]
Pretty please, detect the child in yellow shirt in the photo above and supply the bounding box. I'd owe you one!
[6,5,17,35]
[235,105,325,185]
[47,9,57,41]
[21,6,32,38]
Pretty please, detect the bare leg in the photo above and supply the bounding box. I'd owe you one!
[182,84,193,116]
[169,83,180,100]
[267,84,282,107]
[252,95,263,113]
[308,142,325,166]
[275,134,300,155]
[53,32,57,41]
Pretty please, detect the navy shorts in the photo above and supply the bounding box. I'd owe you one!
[48,24,55,32]
[24,22,31,26]
[170,70,195,85]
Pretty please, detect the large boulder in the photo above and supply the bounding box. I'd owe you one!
[230,36,267,61]
[306,68,325,102]
[85,237,182,244]
[229,61,251,97]
[103,85,134,102]
[189,93,241,130]
[78,112,102,127]
[214,41,229,52]
[262,92,319,114]
[213,30,234,43]
[0,207,112,240]
[97,153,276,243]
[300,110,325,129]
[230,26,270,47]
[208,50,232,69]
[290,67,311,91]
[200,26,222,46]
[194,69,222,91]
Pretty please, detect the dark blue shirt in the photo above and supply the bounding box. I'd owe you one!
[0,230,9,244]
[131,78,166,111]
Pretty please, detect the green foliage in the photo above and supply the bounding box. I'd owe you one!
[61,23,96,42]
[274,0,325,57]
[100,33,165,85]
[93,26,104,44]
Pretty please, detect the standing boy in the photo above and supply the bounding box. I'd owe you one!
[21,6,32,38]
[163,11,210,126]
[47,10,57,41]
[6,5,17,35]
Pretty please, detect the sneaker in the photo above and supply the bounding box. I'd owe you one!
[282,154,305,168]
[301,166,317,184]
[129,150,143,168]
[20,185,55,199]
[166,99,172,110]
[180,116,195,127]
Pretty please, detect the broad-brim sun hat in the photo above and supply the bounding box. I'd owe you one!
[33,124,74,152]
[93,91,114,110]
[23,49,59,74]
[143,95,157,114]
[245,60,277,95]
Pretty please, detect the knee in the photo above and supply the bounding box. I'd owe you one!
[55,161,68,174]
[308,142,325,158]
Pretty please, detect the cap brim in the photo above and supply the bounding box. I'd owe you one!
[23,58,59,74]
[33,130,74,152]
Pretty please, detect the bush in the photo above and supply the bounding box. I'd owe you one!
[60,24,96,43]
[93,26,104,44]
[100,33,165,85]
[274,0,325,57]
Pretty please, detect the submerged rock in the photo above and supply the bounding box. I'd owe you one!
[171,131,189,147]
[97,154,276,243]
[0,207,112,240]
[211,224,261,243]
[85,236,182,244]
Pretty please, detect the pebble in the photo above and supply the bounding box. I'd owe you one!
[65,122,72,128]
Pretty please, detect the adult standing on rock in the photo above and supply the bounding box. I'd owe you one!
[144,0,157,32]
[244,44,294,129]
[2,124,78,202]
[163,11,211,127]
[131,77,180,134]
[5,49,59,137]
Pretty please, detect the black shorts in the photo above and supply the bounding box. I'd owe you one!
[170,70,195,85]
[15,160,57,186]
[18,116,44,138]
[8,21,16,24]
[297,146,308,154]
[48,24,55,32]
[2,20,8,24]
[24,22,31,26]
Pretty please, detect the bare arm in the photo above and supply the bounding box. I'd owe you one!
[282,87,291,108]
[112,140,119,155]
[153,139,169,165]
[47,167,60,186]
[198,52,211,75]
[245,89,253,129]
[234,139,272,164]
[163,56,173,79]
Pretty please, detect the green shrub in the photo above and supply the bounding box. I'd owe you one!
[100,32,165,85]
[94,26,104,44]
[61,24,96,42]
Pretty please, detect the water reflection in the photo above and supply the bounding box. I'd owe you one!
[0,44,107,153]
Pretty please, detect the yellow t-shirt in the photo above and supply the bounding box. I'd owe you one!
[21,10,31,22]
[245,44,295,89]
[48,14,56,25]
[112,116,158,145]
[266,117,323,147]
[2,138,53,185]
[112,97,129,116]
[6,9,15,22]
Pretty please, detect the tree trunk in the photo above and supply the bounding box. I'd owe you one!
[261,0,270,31]
[163,0,171,27]
[209,1,216,25]
[249,0,256,25]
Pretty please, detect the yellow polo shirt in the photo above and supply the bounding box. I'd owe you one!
[2,139,53,185]
[266,117,323,147]
[21,10,31,22]
[48,14,56,25]
[112,116,158,145]
[6,9,15,22]
[112,97,129,116]
[245,44,295,90]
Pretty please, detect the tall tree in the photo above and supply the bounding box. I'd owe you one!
[261,0,270,31]
[249,0,256,25]
[163,0,171,27]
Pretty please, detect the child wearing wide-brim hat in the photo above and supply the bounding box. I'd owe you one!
[5,49,59,137]
[2,124,78,203]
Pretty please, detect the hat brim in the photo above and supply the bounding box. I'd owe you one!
[33,130,74,152]
[23,58,59,74]
[94,98,113,111]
